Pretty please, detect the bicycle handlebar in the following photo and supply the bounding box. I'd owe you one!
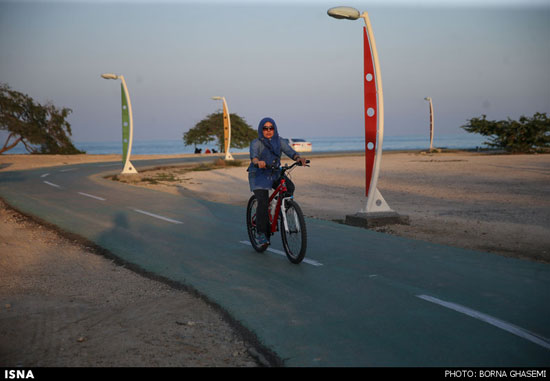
[283,159,310,171]
[254,159,310,171]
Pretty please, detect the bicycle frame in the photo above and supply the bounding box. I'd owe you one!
[268,178,287,234]
[253,160,308,236]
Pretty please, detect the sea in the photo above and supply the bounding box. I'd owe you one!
[3,134,490,155]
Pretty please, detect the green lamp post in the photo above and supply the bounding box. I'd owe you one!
[101,73,138,174]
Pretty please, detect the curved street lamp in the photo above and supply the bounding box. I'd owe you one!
[327,6,393,215]
[211,96,234,160]
[101,73,138,174]
[424,97,435,151]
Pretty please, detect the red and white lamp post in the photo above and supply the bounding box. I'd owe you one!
[327,7,393,215]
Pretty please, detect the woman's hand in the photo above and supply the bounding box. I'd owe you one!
[252,158,267,168]
[296,157,307,166]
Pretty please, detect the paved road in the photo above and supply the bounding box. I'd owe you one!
[1,156,549,366]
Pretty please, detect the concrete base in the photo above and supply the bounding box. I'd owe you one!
[344,211,410,229]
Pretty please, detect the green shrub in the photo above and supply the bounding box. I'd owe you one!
[462,113,550,153]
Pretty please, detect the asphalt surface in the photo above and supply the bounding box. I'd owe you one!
[1,155,549,366]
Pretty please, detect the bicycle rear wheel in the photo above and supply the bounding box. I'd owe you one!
[280,199,307,264]
[246,195,268,252]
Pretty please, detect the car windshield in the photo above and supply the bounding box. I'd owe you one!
[292,139,306,142]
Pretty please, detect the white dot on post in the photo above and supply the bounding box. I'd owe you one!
[367,108,375,117]
[367,142,374,150]
[365,73,373,82]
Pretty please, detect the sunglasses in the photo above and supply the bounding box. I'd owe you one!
[263,126,275,131]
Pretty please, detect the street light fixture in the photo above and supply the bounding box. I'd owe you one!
[424,97,435,151]
[101,73,138,174]
[327,6,393,216]
[211,96,234,161]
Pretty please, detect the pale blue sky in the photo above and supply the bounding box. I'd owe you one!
[1,0,549,142]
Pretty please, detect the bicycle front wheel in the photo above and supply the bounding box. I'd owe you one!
[280,199,307,264]
[246,195,268,253]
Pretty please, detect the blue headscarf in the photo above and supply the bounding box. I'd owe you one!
[248,117,285,190]
[258,117,281,161]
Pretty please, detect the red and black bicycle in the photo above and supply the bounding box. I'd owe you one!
[246,160,310,264]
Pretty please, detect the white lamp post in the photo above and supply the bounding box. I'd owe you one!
[211,96,234,160]
[328,6,394,216]
[424,97,434,151]
[101,73,138,174]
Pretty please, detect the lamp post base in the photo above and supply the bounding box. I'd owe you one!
[122,160,138,174]
[224,152,234,161]
[345,188,408,227]
[344,211,409,229]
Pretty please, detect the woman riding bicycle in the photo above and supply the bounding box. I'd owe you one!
[248,117,307,246]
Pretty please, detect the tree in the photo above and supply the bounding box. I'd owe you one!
[0,83,84,154]
[461,113,550,153]
[183,112,257,151]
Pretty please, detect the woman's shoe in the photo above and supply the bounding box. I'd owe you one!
[257,233,268,246]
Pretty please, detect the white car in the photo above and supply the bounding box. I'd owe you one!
[287,138,312,152]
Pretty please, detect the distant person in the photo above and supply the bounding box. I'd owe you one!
[205,148,211,154]
[194,147,202,154]
[212,148,218,153]
[247,117,307,246]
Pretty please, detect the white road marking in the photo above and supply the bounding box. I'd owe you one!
[78,192,106,201]
[59,168,76,172]
[40,173,50,178]
[43,181,61,188]
[131,208,183,224]
[416,294,550,350]
[239,240,323,267]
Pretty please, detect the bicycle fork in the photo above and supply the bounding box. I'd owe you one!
[280,197,300,234]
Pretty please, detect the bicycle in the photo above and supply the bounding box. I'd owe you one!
[246,160,310,264]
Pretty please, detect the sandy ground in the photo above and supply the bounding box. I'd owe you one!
[1,151,549,367]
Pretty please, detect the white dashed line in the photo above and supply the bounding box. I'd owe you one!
[40,173,50,178]
[43,181,61,188]
[131,208,183,224]
[239,240,323,266]
[416,294,550,350]
[78,192,106,201]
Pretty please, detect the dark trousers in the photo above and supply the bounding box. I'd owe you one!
[253,176,295,235]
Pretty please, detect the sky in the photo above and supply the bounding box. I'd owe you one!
[1,0,549,143]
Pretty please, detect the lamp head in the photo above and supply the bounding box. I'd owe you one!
[101,73,118,80]
[424,97,432,101]
[211,96,223,100]
[327,6,361,20]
